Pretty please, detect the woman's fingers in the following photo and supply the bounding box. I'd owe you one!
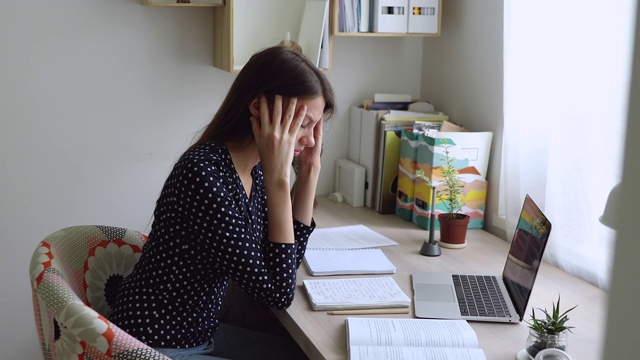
[258,94,272,127]
[259,94,305,135]
[308,117,323,158]
[291,104,307,135]
[271,95,283,127]
[280,96,305,136]
[314,117,324,142]
[258,94,297,127]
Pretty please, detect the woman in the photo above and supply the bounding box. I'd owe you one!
[110,45,335,359]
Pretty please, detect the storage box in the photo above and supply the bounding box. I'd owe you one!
[412,133,491,230]
[407,0,439,34]
[373,0,409,33]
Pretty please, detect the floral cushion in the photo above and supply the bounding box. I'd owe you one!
[29,225,169,360]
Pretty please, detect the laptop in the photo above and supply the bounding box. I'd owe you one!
[412,195,552,323]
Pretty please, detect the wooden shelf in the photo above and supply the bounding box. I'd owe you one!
[214,0,331,73]
[332,32,439,38]
[143,0,223,6]
[142,0,442,72]
[143,0,331,73]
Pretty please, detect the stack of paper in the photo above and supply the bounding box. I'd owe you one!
[304,248,396,276]
[303,277,411,311]
[304,225,399,276]
[307,224,398,249]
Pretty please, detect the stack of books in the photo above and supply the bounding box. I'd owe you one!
[348,96,452,214]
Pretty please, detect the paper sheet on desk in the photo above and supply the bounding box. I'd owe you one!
[304,248,396,276]
[303,277,411,311]
[307,224,398,249]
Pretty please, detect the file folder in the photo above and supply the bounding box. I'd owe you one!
[349,107,383,208]
[373,0,408,33]
[407,0,439,34]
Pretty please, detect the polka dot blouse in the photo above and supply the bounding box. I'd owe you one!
[109,142,314,349]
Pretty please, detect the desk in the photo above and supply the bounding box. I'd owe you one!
[273,197,607,359]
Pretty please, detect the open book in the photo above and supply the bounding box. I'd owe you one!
[346,317,486,360]
[303,277,410,311]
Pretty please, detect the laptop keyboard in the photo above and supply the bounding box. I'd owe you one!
[452,275,511,318]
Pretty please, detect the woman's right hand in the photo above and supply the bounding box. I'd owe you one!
[251,94,308,182]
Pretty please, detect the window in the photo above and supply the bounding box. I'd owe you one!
[501,0,635,288]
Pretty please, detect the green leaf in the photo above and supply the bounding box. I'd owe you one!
[526,295,577,335]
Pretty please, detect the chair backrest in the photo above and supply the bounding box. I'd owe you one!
[29,225,169,360]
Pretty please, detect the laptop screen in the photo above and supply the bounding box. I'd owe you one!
[502,195,552,320]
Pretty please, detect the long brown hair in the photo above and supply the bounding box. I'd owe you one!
[193,46,336,149]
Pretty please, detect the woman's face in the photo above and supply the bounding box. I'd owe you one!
[291,96,325,157]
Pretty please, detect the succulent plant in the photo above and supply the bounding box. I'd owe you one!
[527,296,577,336]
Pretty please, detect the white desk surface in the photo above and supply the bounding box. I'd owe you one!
[272,197,607,360]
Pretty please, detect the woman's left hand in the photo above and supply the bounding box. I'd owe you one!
[295,117,323,170]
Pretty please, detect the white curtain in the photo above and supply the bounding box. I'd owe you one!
[502,0,635,288]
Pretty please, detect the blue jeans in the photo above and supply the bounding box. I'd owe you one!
[154,324,308,360]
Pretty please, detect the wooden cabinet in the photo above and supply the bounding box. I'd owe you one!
[143,0,330,72]
[214,0,330,73]
[142,0,443,71]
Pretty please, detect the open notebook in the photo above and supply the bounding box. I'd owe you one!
[304,224,398,276]
[303,248,396,276]
[303,277,411,311]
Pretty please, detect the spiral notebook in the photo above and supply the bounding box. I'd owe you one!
[303,248,396,276]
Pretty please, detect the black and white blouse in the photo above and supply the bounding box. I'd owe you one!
[110,142,313,349]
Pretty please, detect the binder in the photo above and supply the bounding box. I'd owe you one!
[407,0,439,34]
[373,0,408,33]
[358,0,371,32]
[376,120,415,214]
[349,107,386,208]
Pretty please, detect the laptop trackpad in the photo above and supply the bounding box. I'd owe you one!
[414,284,456,302]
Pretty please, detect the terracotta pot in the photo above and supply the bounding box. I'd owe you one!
[438,213,470,249]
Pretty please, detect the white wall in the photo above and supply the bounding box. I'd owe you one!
[420,0,506,239]
[0,1,422,357]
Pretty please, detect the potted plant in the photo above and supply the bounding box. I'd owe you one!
[525,296,577,359]
[417,140,470,248]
